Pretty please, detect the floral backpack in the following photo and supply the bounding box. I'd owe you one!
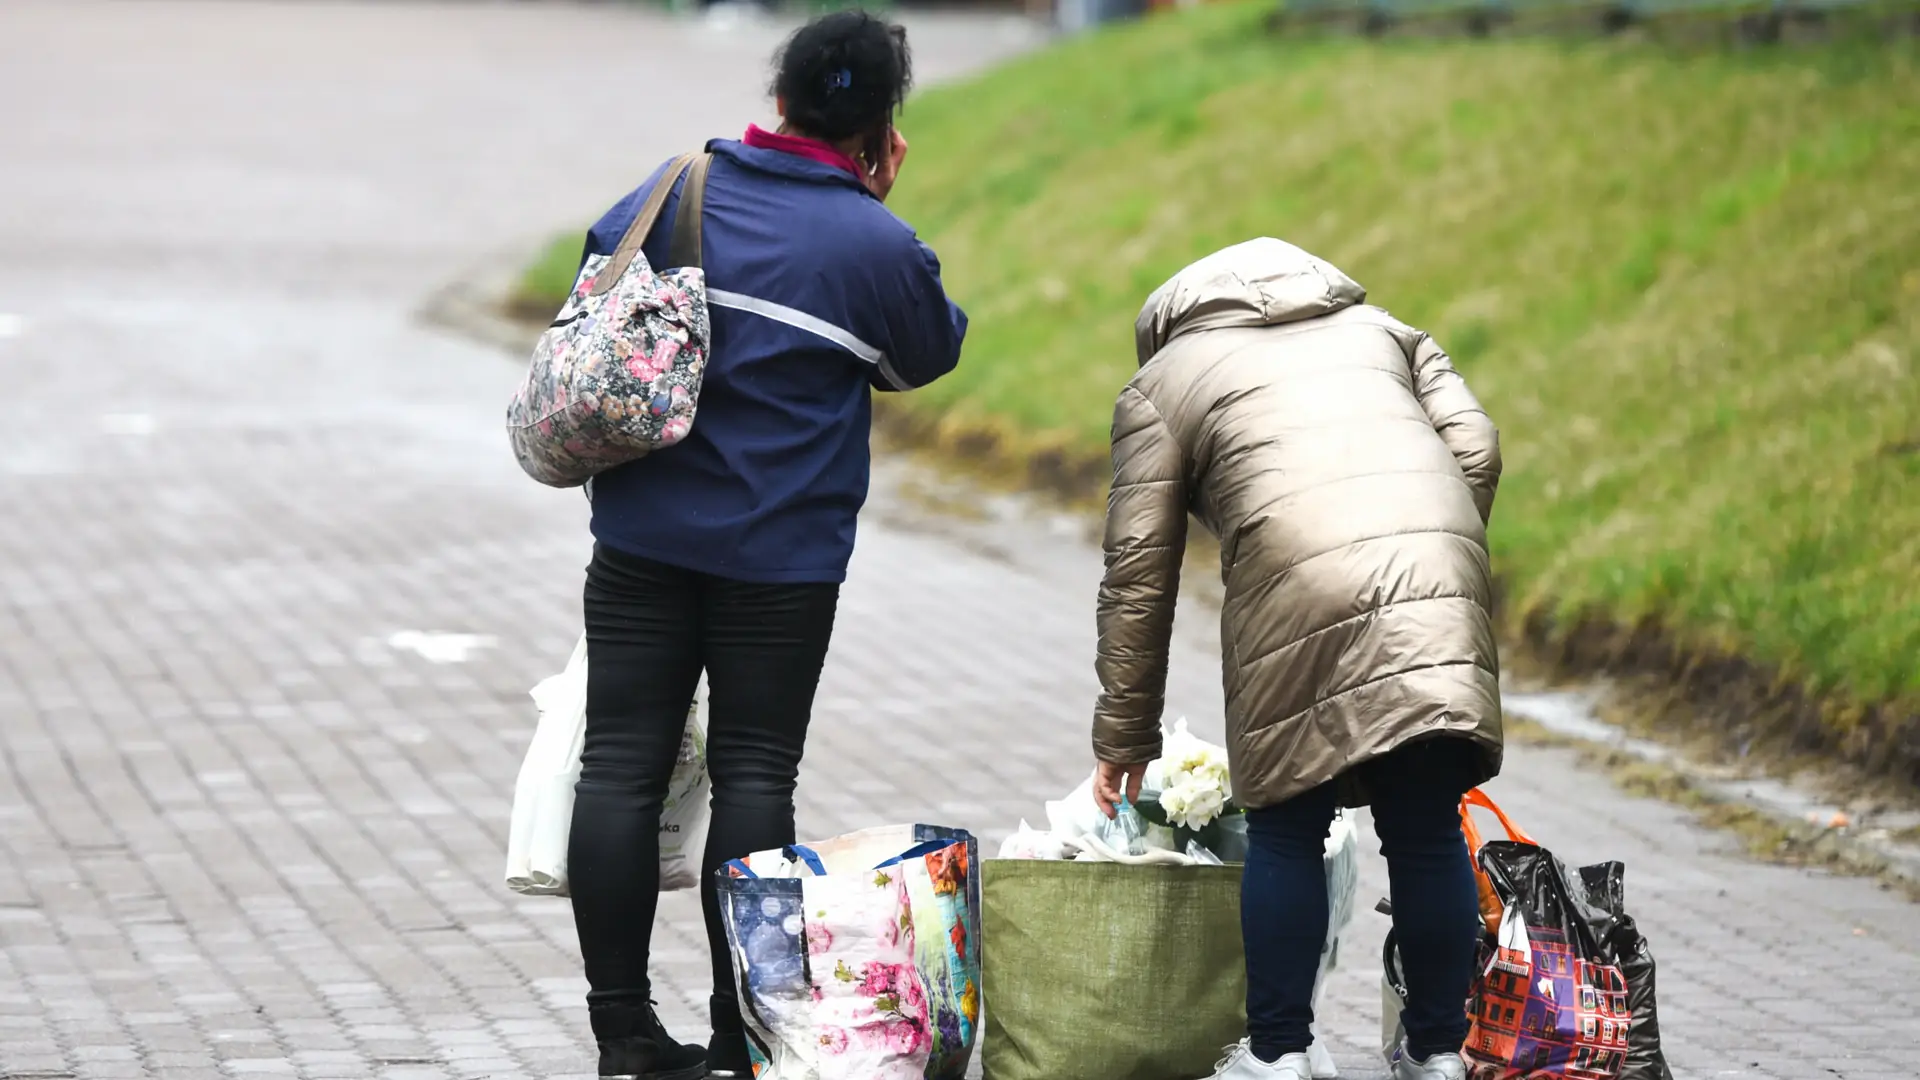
[506,152,713,488]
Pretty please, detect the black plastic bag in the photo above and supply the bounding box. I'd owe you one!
[1465,841,1672,1080]
[1574,862,1673,1080]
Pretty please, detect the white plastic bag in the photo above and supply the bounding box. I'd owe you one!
[997,820,1072,860]
[1042,770,1108,843]
[1322,810,1360,954]
[505,637,589,896]
[659,701,711,891]
[1062,832,1202,865]
[504,635,710,896]
[1307,810,1362,1080]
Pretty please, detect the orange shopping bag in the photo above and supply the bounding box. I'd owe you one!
[1458,788,1535,936]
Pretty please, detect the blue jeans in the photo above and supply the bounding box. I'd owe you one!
[1243,737,1482,1062]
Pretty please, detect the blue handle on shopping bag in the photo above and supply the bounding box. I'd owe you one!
[874,839,951,868]
[723,858,757,879]
[781,839,952,875]
[783,845,830,876]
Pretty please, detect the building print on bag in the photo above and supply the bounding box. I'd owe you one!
[1569,957,1630,1079]
[1467,939,1531,1064]
[1466,918,1632,1079]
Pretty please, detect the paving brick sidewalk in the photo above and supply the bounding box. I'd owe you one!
[1,3,1915,1079]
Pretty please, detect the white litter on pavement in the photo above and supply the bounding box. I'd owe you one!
[0,313,23,338]
[388,630,498,664]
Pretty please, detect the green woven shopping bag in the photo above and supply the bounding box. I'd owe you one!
[981,860,1248,1080]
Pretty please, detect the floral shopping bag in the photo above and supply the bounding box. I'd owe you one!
[733,827,981,1080]
[719,853,934,1080]
[506,153,713,487]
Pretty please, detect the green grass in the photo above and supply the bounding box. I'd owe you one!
[512,233,585,320]
[516,8,1920,714]
[892,8,1920,710]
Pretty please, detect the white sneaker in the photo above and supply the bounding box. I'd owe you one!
[1205,1040,1314,1080]
[1388,1042,1467,1080]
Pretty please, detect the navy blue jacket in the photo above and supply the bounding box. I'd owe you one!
[581,139,966,583]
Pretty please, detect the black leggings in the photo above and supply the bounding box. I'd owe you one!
[568,544,839,1041]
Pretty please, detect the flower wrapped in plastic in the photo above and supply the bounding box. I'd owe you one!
[1136,719,1245,860]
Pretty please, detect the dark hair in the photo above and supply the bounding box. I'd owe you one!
[772,10,912,143]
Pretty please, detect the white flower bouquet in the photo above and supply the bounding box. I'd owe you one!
[1017,720,1246,865]
[1136,720,1246,861]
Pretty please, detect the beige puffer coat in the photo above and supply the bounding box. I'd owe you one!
[1092,238,1504,810]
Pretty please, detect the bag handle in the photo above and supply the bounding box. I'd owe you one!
[667,152,712,271]
[1459,788,1536,937]
[1460,788,1537,852]
[1381,927,1408,1001]
[785,839,948,875]
[783,845,829,876]
[873,839,951,869]
[590,152,711,297]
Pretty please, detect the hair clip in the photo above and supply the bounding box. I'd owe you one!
[826,68,853,92]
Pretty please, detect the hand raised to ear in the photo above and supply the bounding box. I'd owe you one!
[864,128,909,204]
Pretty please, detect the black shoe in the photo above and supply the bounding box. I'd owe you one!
[706,994,752,1078]
[594,1001,710,1080]
[705,1030,752,1078]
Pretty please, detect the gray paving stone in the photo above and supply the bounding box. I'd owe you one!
[71,1045,140,1062]
[152,1053,223,1069]
[77,1064,152,1080]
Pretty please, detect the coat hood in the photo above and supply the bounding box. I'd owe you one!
[1134,238,1367,365]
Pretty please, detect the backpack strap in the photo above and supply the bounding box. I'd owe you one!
[591,153,695,298]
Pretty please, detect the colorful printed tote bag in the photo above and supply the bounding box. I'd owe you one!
[769,826,982,1080]
[719,851,933,1080]
[506,152,712,488]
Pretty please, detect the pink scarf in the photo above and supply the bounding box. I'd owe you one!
[743,124,865,180]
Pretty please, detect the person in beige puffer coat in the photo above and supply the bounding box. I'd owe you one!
[1087,239,1503,1080]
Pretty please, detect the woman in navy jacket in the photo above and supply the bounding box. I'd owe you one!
[565,12,966,1080]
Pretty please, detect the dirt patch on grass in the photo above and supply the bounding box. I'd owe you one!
[870,397,1109,509]
[1573,736,1918,899]
[1519,610,1920,790]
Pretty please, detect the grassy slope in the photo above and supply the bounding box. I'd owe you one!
[885,7,1920,709]
[518,9,1920,713]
